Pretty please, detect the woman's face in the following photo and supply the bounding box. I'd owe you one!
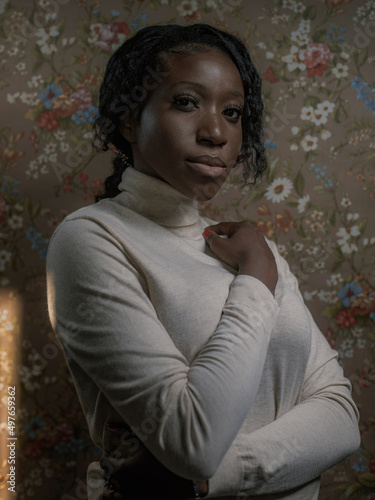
[125,48,244,201]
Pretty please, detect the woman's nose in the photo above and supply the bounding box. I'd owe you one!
[196,113,227,147]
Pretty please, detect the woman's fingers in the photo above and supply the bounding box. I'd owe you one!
[204,221,243,237]
[203,221,278,294]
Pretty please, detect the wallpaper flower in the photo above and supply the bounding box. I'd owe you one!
[0,0,374,499]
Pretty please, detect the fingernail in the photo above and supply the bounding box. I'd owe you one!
[203,229,211,239]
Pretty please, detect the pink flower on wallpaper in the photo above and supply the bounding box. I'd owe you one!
[70,88,93,110]
[298,43,333,77]
[55,422,74,441]
[89,22,130,52]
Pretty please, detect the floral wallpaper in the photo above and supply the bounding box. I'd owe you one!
[0,0,374,499]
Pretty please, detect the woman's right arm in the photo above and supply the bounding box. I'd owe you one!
[46,216,279,481]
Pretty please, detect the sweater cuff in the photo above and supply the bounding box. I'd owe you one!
[228,274,280,333]
[207,440,244,498]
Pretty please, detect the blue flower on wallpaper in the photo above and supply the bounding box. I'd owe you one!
[131,12,149,31]
[71,106,98,124]
[25,416,46,440]
[352,454,367,473]
[26,227,49,259]
[309,162,333,189]
[351,76,375,115]
[1,179,20,196]
[40,83,63,110]
[265,140,277,150]
[55,438,84,454]
[338,281,363,308]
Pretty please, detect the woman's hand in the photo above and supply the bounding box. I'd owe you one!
[203,221,278,294]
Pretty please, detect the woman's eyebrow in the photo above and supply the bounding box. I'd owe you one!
[171,80,244,98]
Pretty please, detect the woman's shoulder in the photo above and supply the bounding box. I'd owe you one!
[48,199,127,257]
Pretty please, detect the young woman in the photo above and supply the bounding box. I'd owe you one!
[46,24,360,500]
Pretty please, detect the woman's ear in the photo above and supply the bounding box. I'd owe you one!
[119,114,137,144]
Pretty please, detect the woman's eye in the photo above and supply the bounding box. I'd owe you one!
[223,107,243,121]
[173,94,199,110]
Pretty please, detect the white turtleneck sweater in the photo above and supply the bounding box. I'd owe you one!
[46,167,360,499]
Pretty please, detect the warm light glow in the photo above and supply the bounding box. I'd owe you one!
[0,289,22,500]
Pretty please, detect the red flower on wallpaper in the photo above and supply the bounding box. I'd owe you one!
[89,22,131,52]
[24,441,43,458]
[263,66,279,83]
[28,129,39,153]
[298,43,333,77]
[274,210,296,233]
[335,309,357,328]
[323,0,353,12]
[37,111,59,131]
[350,293,375,316]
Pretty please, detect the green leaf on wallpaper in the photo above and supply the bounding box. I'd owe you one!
[32,60,45,73]
[312,29,326,43]
[303,5,317,20]
[77,18,92,35]
[57,117,74,130]
[294,170,304,197]
[304,95,320,108]
[331,259,343,272]
[296,223,306,238]
[24,104,44,121]
[330,42,342,54]
[358,219,367,234]
[321,303,342,318]
[368,331,375,342]
[329,211,336,226]
[333,108,341,123]
[351,49,359,67]
[24,196,32,216]
[32,202,41,218]
[357,49,368,68]
[332,246,343,260]
[267,156,279,182]
[345,483,371,500]
[244,190,267,208]
[356,316,370,327]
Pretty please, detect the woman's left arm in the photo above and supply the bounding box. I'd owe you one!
[208,246,360,497]
[101,244,361,499]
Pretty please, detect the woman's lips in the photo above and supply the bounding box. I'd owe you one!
[185,155,227,177]
[186,155,226,168]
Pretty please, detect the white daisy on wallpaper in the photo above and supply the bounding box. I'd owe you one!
[265,177,293,203]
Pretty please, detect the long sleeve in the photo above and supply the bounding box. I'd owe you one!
[46,216,280,480]
[208,243,360,498]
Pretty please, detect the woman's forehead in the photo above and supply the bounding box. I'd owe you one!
[159,48,244,93]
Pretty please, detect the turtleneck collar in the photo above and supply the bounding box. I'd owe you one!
[116,167,201,231]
